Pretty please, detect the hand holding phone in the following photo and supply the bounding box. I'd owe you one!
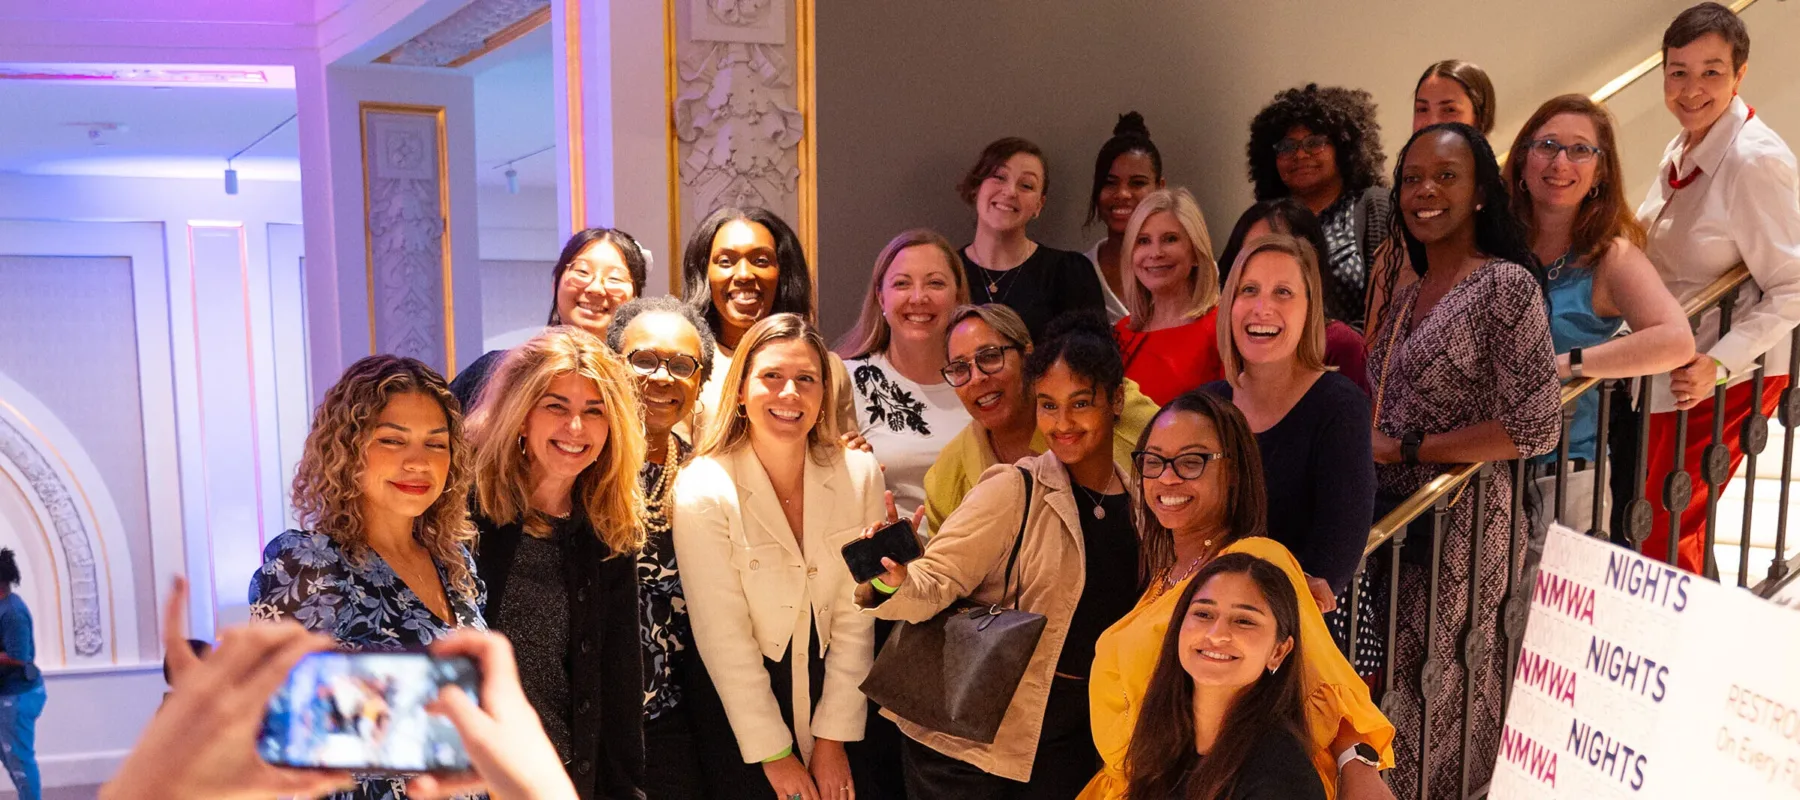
[842,491,927,585]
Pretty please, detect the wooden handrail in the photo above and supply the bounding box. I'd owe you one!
[1364,264,1753,557]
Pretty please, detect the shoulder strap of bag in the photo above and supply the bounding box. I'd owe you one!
[1000,466,1036,609]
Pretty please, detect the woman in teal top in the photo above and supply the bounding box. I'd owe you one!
[1505,95,1694,528]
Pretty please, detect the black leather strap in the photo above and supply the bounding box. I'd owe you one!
[1000,466,1036,610]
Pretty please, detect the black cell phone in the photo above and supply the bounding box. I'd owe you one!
[257,651,480,773]
[841,520,923,583]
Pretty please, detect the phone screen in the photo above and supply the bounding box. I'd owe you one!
[257,651,479,773]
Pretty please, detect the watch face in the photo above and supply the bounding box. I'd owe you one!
[1355,743,1380,762]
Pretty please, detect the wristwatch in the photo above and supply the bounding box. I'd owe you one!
[1401,430,1425,465]
[1569,347,1584,379]
[1337,742,1381,772]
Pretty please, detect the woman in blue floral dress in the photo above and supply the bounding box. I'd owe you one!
[250,354,485,800]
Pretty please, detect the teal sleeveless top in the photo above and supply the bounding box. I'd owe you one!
[1543,255,1624,462]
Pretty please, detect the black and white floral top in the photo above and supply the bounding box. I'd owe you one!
[638,438,694,720]
[248,529,485,800]
[843,353,970,530]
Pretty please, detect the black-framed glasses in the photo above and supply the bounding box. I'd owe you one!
[941,345,1018,387]
[1273,134,1331,157]
[626,349,701,380]
[1132,450,1226,480]
[1529,139,1603,165]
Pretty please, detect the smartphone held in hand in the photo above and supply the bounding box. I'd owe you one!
[841,519,923,583]
[258,651,480,774]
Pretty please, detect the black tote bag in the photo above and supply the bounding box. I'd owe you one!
[859,467,1047,744]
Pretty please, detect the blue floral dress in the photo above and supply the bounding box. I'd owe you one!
[249,529,487,800]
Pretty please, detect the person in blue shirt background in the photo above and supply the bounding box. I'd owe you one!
[0,548,44,800]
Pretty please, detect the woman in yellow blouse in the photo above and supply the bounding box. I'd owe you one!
[1080,390,1395,800]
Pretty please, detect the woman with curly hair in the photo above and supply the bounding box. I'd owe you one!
[249,354,483,800]
[1247,84,1390,328]
[464,326,648,800]
[1366,123,1561,799]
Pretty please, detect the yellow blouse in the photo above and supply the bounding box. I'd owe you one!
[1078,536,1395,800]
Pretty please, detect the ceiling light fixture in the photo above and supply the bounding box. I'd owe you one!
[495,145,553,195]
[223,112,297,195]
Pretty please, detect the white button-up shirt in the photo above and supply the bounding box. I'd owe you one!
[1639,96,1800,413]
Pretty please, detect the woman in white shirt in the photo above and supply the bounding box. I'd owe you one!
[1634,2,1800,573]
[673,313,888,800]
[837,229,974,528]
[1082,113,1165,323]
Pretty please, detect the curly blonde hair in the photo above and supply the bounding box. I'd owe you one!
[465,327,647,555]
[290,355,478,601]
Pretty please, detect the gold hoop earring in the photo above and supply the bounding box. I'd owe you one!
[517,435,528,456]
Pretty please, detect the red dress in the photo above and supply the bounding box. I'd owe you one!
[1113,309,1224,406]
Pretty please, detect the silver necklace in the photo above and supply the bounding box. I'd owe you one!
[1075,481,1114,520]
[1545,252,1574,282]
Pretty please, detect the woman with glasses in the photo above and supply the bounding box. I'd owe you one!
[1204,234,1380,674]
[858,312,1139,799]
[921,304,1159,534]
[1504,95,1693,536]
[1080,391,1393,800]
[452,228,649,409]
[1111,188,1225,405]
[837,229,974,528]
[464,326,648,800]
[605,296,736,800]
[1247,84,1390,329]
[1634,2,1800,573]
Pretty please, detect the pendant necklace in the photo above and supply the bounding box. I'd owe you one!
[1075,480,1113,520]
[1544,252,1573,282]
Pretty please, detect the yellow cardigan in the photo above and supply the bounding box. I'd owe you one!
[922,377,1161,533]
[1077,536,1395,800]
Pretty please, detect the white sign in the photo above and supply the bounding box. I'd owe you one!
[1492,524,1800,798]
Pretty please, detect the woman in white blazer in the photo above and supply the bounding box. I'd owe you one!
[674,312,888,800]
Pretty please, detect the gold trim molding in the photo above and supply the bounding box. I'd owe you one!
[358,102,458,377]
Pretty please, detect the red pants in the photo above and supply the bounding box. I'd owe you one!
[1642,377,1787,573]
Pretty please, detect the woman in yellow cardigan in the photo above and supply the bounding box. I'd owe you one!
[1081,390,1396,800]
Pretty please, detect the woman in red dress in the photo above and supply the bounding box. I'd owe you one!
[1113,187,1224,405]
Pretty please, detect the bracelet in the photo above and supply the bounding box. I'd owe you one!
[1713,356,1730,386]
[761,745,793,763]
[871,577,899,594]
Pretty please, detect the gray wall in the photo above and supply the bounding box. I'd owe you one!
[812,0,1719,340]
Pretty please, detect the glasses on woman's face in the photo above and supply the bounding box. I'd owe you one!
[1132,450,1226,481]
[627,349,701,380]
[941,345,1017,387]
[1529,139,1603,165]
[1273,134,1331,158]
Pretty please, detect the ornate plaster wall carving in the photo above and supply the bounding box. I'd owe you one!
[364,109,449,372]
[674,40,804,236]
[378,0,550,68]
[0,417,102,657]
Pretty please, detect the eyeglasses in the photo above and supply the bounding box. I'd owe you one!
[1529,139,1604,165]
[1132,450,1226,480]
[941,345,1018,387]
[626,350,701,380]
[1273,134,1331,158]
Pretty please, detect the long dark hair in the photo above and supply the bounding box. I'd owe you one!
[546,228,648,325]
[1133,390,1266,591]
[1505,94,1647,266]
[1086,112,1163,227]
[1416,60,1497,136]
[1123,553,1308,800]
[1368,122,1540,341]
[679,207,816,340]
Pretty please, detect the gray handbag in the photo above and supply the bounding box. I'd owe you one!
[859,467,1047,744]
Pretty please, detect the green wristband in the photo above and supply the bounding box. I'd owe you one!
[761,745,793,763]
[1713,357,1730,386]
[871,577,899,594]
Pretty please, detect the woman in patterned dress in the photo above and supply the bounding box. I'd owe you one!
[1365,123,1561,799]
[249,355,485,800]
[464,327,648,800]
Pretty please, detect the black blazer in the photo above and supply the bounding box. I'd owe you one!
[476,510,645,800]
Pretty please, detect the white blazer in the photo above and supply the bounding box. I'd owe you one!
[673,444,886,763]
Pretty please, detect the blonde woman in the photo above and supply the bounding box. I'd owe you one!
[673,313,887,800]
[1112,187,1224,405]
[837,228,973,525]
[248,355,482,800]
[464,326,647,800]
